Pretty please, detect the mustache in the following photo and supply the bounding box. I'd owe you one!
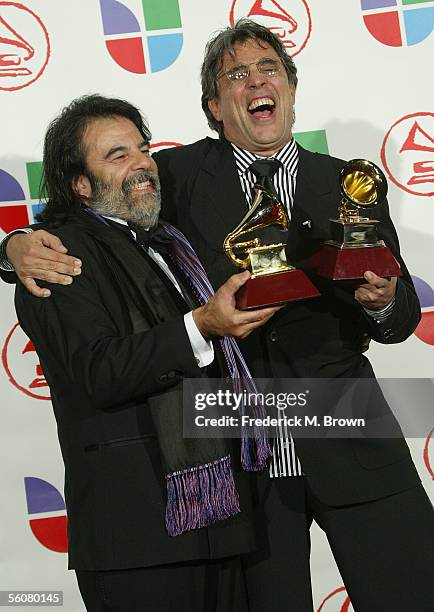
[122,171,160,195]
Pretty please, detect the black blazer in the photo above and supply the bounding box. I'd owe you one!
[155,138,422,506]
[14,210,257,571]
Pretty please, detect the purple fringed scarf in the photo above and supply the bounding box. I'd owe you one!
[84,208,271,537]
[162,222,272,536]
[166,455,240,537]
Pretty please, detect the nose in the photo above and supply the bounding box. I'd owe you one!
[245,63,267,88]
[130,150,154,173]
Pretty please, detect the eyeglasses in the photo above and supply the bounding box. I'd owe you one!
[219,59,281,82]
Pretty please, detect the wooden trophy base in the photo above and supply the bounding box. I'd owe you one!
[308,244,402,281]
[236,268,320,310]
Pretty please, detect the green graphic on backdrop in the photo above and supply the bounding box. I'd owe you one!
[294,130,329,154]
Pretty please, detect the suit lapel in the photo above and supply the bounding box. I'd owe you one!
[74,210,191,315]
[190,138,248,249]
[292,145,337,227]
[287,145,340,264]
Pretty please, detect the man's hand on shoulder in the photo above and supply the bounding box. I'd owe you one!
[6,230,82,298]
[354,270,397,311]
[193,271,283,339]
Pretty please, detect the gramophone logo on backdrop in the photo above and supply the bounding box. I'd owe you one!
[2,322,50,400]
[317,586,353,612]
[381,113,434,197]
[361,0,434,47]
[411,276,434,346]
[229,0,312,56]
[99,0,183,74]
[24,477,68,553]
[0,1,50,91]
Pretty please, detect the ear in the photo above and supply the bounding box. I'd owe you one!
[72,174,92,199]
[208,98,222,122]
[289,82,296,102]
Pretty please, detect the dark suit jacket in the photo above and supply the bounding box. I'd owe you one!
[154,138,422,506]
[14,209,256,571]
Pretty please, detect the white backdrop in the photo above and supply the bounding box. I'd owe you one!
[0,1,433,610]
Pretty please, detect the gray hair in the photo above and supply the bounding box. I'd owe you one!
[201,19,298,137]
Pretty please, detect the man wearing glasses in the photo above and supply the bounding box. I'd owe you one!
[2,19,434,612]
[152,22,434,611]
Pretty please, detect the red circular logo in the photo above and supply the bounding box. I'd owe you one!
[230,0,312,57]
[423,426,434,481]
[381,112,434,197]
[2,322,50,400]
[0,2,50,91]
[317,586,353,612]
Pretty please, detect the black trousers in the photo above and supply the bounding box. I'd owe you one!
[76,556,248,612]
[243,474,434,612]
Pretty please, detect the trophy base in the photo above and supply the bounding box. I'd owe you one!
[308,244,402,281]
[236,269,320,310]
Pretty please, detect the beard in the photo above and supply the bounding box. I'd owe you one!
[88,170,161,229]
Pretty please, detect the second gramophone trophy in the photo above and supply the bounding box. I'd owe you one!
[309,159,402,281]
[223,184,320,310]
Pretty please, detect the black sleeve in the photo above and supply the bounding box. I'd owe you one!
[0,222,45,285]
[361,197,421,344]
[14,235,202,411]
[0,268,17,284]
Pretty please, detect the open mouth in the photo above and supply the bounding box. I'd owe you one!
[125,174,156,195]
[247,97,275,119]
[132,179,153,192]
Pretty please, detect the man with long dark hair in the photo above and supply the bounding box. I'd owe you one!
[9,94,282,611]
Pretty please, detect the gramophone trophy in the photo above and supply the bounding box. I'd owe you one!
[224,184,320,310]
[308,159,402,281]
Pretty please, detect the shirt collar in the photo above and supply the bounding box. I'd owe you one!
[102,215,150,233]
[104,215,128,227]
[232,138,298,175]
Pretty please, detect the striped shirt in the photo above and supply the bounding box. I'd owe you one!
[232,138,303,478]
[232,138,298,218]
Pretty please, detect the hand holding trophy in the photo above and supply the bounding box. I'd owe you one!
[309,159,402,281]
[224,183,319,310]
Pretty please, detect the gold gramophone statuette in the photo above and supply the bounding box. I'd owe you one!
[328,159,387,249]
[224,184,291,277]
[223,184,320,309]
[308,159,402,281]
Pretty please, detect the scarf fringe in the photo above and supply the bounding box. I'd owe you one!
[165,455,241,537]
[241,433,272,471]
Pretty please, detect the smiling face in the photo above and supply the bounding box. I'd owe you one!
[208,39,296,157]
[73,116,161,228]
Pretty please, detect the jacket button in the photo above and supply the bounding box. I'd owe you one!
[269,330,278,342]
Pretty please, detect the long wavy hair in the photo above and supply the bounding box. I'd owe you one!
[37,94,151,225]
